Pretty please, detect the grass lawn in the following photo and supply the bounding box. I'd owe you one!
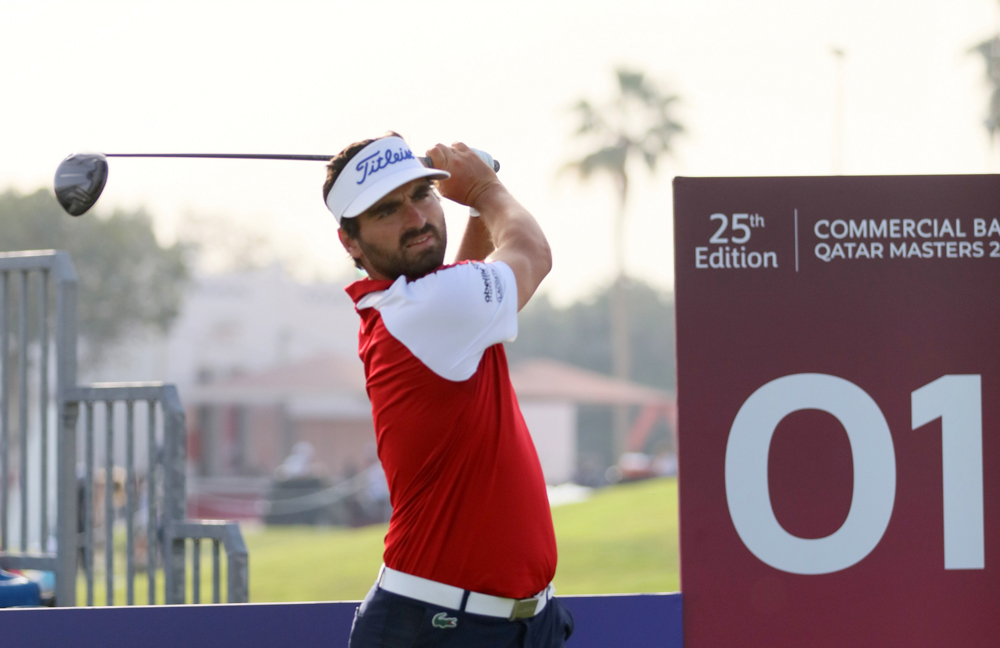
[70,477,678,604]
[550,477,679,595]
[243,476,679,602]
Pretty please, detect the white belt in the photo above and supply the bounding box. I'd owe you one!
[376,565,553,620]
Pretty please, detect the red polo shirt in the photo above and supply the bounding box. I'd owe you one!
[346,260,557,599]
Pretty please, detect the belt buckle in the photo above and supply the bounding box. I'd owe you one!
[509,597,539,620]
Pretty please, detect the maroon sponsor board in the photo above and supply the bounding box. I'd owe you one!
[673,176,1000,648]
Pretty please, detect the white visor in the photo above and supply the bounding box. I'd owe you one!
[325,136,449,224]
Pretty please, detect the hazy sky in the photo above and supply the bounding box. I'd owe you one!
[1,0,996,303]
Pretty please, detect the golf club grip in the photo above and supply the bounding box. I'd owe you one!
[418,149,500,173]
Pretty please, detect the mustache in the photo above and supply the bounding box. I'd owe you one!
[399,223,440,247]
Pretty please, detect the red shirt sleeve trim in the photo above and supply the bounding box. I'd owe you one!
[345,277,395,303]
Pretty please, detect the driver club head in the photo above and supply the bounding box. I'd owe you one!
[54,153,108,216]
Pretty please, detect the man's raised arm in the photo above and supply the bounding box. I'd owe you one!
[454,211,495,264]
[428,142,552,311]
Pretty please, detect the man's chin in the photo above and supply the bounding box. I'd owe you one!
[360,236,447,281]
[402,247,446,279]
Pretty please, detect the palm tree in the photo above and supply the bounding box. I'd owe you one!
[970,33,1000,151]
[564,67,683,457]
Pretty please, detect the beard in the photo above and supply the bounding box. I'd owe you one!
[357,222,448,281]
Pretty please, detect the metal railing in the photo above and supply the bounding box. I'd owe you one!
[0,251,77,605]
[0,250,247,605]
[172,520,248,604]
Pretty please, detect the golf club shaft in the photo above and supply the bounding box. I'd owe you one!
[55,148,499,217]
[103,152,499,171]
[105,153,332,161]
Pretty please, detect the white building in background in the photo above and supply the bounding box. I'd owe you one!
[85,263,360,395]
[75,264,363,518]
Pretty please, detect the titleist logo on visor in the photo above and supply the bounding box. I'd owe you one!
[326,136,448,223]
[355,146,415,185]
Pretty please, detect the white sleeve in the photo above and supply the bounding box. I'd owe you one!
[356,261,519,381]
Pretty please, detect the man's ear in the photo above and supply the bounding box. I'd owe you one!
[338,227,363,260]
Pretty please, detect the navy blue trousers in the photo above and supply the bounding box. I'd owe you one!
[348,583,575,647]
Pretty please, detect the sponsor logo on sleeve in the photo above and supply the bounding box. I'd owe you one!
[489,266,504,302]
[476,263,493,303]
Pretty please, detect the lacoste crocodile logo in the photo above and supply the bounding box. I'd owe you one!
[432,612,458,629]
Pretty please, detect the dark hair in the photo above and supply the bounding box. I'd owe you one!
[323,132,402,269]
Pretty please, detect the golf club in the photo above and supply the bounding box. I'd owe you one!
[54,151,500,217]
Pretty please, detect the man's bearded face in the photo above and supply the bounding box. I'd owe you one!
[349,179,448,281]
[357,220,447,281]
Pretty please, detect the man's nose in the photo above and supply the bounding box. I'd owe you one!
[400,199,426,227]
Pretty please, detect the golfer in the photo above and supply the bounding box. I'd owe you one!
[323,133,573,647]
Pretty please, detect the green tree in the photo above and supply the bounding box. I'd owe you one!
[563,67,683,452]
[0,188,190,361]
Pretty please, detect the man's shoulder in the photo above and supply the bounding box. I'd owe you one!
[351,261,518,382]
[350,261,514,311]
[344,263,465,305]
[414,260,510,286]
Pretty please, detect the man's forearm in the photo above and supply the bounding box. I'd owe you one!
[473,185,547,259]
[426,142,551,309]
[473,184,552,310]
[454,213,495,262]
